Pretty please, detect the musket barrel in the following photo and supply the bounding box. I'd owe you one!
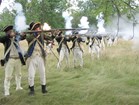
[24,28,88,34]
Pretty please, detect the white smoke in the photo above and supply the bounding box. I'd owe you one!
[78,16,89,34]
[105,13,139,51]
[119,17,133,40]
[106,15,139,40]
[14,3,28,32]
[96,12,106,34]
[43,22,51,30]
[62,11,73,35]
[132,14,139,51]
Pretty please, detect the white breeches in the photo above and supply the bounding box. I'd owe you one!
[4,58,22,96]
[46,43,52,54]
[100,38,105,50]
[27,55,46,86]
[90,44,100,59]
[88,45,92,53]
[57,46,69,68]
[107,39,113,47]
[73,47,83,67]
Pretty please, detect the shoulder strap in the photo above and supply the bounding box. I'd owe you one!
[58,37,64,47]
[28,34,40,48]
[2,39,13,59]
[36,38,44,49]
[77,41,83,52]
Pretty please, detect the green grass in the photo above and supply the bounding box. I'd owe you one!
[0,40,139,105]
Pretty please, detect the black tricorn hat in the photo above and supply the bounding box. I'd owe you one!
[28,22,41,30]
[3,25,13,32]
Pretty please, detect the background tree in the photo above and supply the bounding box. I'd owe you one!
[0,9,15,35]
[17,0,67,28]
[0,0,138,32]
[0,0,68,29]
[71,0,139,27]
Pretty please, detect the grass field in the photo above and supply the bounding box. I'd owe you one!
[0,40,139,105]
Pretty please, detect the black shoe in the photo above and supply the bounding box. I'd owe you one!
[41,85,48,94]
[29,86,35,96]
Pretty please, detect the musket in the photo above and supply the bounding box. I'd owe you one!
[23,28,88,34]
[61,34,89,37]
[61,33,109,38]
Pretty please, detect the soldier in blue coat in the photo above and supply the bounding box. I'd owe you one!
[25,22,48,95]
[0,25,25,96]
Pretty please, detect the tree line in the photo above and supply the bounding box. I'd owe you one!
[0,0,138,31]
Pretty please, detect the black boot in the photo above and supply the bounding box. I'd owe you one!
[29,86,35,96]
[41,85,47,94]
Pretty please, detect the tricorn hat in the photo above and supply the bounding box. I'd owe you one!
[28,22,41,30]
[3,25,13,32]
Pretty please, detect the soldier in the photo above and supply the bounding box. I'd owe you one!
[55,31,70,68]
[25,22,47,95]
[70,32,85,67]
[0,25,25,96]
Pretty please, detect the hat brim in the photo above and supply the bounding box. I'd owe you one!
[31,22,41,30]
[3,25,13,32]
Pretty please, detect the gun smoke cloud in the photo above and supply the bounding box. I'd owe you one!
[43,23,51,30]
[14,2,28,32]
[62,11,73,35]
[104,13,139,51]
[96,12,106,34]
[78,16,89,34]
